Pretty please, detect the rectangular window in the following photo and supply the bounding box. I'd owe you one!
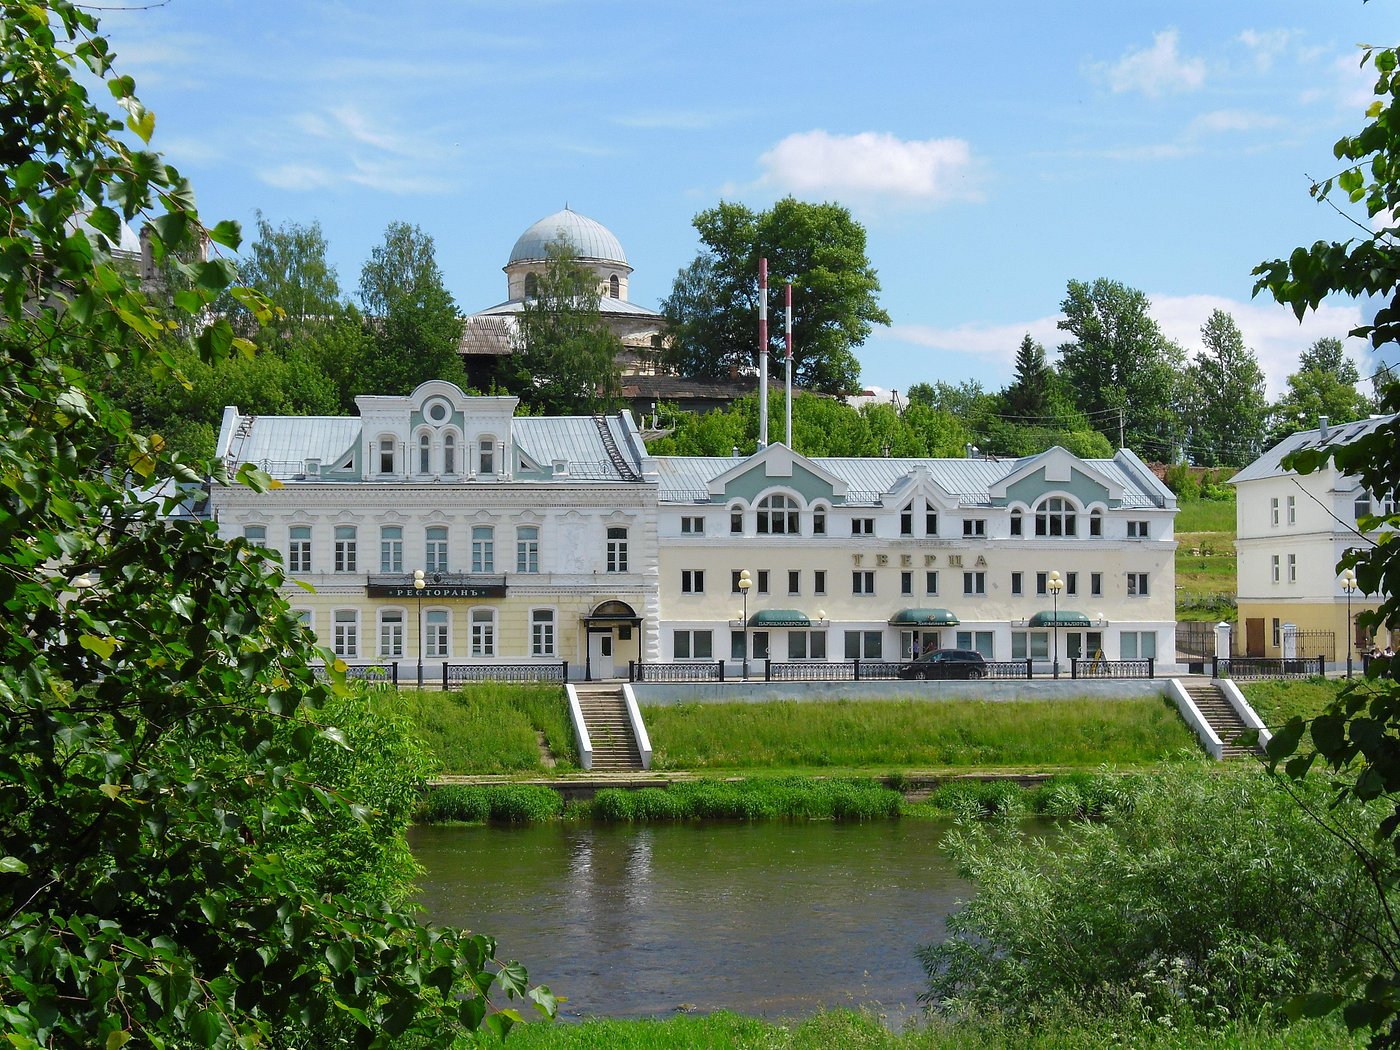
[788,570,801,595]
[681,516,705,535]
[1011,632,1049,660]
[852,570,875,595]
[333,609,358,659]
[379,610,404,658]
[1287,495,1296,525]
[1127,572,1149,597]
[425,526,448,573]
[813,507,826,535]
[471,526,494,573]
[1271,554,1280,583]
[532,609,556,657]
[901,571,913,596]
[606,527,628,573]
[814,570,827,595]
[470,610,495,657]
[1011,571,1023,596]
[243,525,266,546]
[1036,571,1048,596]
[425,609,449,658]
[1121,631,1157,660]
[787,631,827,660]
[1287,553,1297,583]
[731,570,744,594]
[925,510,938,536]
[956,630,995,659]
[289,526,312,573]
[1066,571,1078,597]
[963,519,986,538]
[925,570,939,595]
[294,609,313,635]
[1272,617,1281,647]
[757,570,770,595]
[963,571,986,595]
[751,631,770,661]
[730,509,743,534]
[1356,492,1372,519]
[851,517,875,536]
[682,569,704,593]
[333,526,357,573]
[380,526,403,573]
[1091,572,1102,596]
[731,630,746,660]
[1127,520,1149,539]
[516,526,539,573]
[674,629,712,660]
[900,506,914,536]
[844,631,883,659]
[1011,513,1023,537]
[1270,498,1279,526]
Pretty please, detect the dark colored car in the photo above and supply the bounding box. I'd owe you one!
[898,648,988,680]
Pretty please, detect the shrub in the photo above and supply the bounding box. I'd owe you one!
[629,787,681,821]
[486,785,563,823]
[423,784,490,823]
[1163,463,1201,499]
[591,788,633,822]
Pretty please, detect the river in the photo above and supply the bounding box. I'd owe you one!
[409,819,970,1023]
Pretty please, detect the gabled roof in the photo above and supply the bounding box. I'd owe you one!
[1230,413,1399,485]
[988,445,1125,503]
[703,443,848,499]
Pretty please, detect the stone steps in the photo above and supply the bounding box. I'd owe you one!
[574,686,643,771]
[1181,682,1260,757]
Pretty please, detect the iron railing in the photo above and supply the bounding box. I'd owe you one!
[1071,657,1154,679]
[442,661,568,684]
[1212,656,1325,680]
[312,662,398,686]
[630,660,725,683]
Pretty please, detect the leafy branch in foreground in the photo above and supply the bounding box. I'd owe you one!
[0,2,553,1045]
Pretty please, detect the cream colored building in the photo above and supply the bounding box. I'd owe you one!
[654,443,1178,670]
[1231,413,1397,660]
[210,381,661,681]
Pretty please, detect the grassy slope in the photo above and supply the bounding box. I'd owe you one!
[1240,678,1345,728]
[1174,497,1237,622]
[399,684,577,774]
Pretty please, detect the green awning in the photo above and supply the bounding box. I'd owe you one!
[888,608,960,627]
[1029,610,1093,628]
[749,609,810,627]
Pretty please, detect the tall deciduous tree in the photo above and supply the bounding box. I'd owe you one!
[1184,309,1268,466]
[358,221,466,395]
[510,237,623,414]
[238,211,343,336]
[0,4,552,1044]
[1254,40,1400,1046]
[1056,278,1187,455]
[660,197,890,394]
[1267,336,1374,445]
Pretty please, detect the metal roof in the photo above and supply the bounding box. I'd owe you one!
[469,295,661,319]
[1230,413,1398,485]
[226,415,360,478]
[508,208,627,266]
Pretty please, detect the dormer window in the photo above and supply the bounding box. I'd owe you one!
[443,433,456,474]
[1035,497,1077,537]
[479,437,496,475]
[379,438,395,475]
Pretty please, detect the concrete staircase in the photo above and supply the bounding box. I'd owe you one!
[573,684,644,771]
[1180,679,1260,758]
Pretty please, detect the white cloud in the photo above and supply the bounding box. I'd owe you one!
[1237,28,1295,72]
[1103,29,1206,98]
[887,316,1065,361]
[757,130,981,204]
[1188,109,1283,136]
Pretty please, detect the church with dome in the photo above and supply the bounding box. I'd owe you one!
[458,207,668,381]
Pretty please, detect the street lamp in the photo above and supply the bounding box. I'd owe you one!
[1047,570,1064,679]
[738,569,752,680]
[1341,568,1358,679]
[413,569,426,688]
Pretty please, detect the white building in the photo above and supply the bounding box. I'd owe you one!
[1231,413,1398,660]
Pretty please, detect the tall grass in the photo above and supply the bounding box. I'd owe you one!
[1175,497,1237,533]
[645,697,1193,771]
[590,777,902,823]
[1240,678,1344,728]
[421,783,562,823]
[397,683,577,774]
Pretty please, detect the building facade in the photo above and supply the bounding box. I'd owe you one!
[655,443,1178,670]
[1231,413,1398,660]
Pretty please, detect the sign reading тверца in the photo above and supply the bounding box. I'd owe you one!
[367,584,507,598]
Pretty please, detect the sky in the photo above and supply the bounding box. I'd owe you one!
[99,0,1400,403]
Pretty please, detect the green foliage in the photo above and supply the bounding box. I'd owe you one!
[645,698,1193,771]
[400,684,577,774]
[509,236,623,414]
[660,197,891,394]
[1252,41,1400,1044]
[424,785,492,823]
[235,210,344,336]
[1184,309,1269,467]
[920,767,1394,1031]
[422,785,563,824]
[0,5,553,1043]
[586,778,901,823]
[1265,337,1374,446]
[1163,463,1201,499]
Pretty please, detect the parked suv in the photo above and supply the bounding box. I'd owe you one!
[898,648,988,680]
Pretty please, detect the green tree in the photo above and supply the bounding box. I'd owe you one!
[1002,334,1055,418]
[238,211,343,336]
[510,236,623,414]
[1056,278,1187,455]
[0,4,552,1044]
[660,197,891,394]
[1253,40,1400,1046]
[1268,336,1374,445]
[1184,309,1269,466]
[358,221,467,396]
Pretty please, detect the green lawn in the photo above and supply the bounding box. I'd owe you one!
[1175,497,1236,533]
[643,697,1196,772]
[1175,498,1238,622]
[1239,678,1345,728]
[398,684,577,774]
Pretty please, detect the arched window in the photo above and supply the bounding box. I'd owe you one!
[418,432,431,474]
[1089,509,1103,537]
[425,609,450,658]
[1035,497,1077,537]
[609,274,620,299]
[606,527,628,572]
[811,505,827,536]
[378,436,396,475]
[524,272,538,298]
[378,609,404,658]
[425,526,449,573]
[470,608,496,657]
[380,526,403,573]
[1010,510,1024,537]
[471,525,494,573]
[443,432,456,474]
[756,494,799,535]
[516,526,540,573]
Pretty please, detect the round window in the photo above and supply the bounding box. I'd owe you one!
[425,399,449,423]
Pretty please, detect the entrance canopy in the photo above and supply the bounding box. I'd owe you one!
[582,599,641,628]
[748,609,810,627]
[888,608,960,627]
[1029,610,1092,628]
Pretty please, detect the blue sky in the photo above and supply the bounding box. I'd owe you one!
[102,0,1399,401]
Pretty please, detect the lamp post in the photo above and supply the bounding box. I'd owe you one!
[1047,570,1064,679]
[738,569,752,680]
[413,569,425,687]
[1341,568,1358,679]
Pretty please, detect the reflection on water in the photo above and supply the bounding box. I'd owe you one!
[408,820,970,1023]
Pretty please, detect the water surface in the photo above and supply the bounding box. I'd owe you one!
[409,820,969,1022]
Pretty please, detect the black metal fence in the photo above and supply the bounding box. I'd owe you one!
[1071,657,1154,679]
[1294,630,1336,663]
[625,657,1154,683]
[1176,621,1218,660]
[1212,656,1325,680]
[630,660,726,683]
[443,661,568,685]
[312,662,399,686]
